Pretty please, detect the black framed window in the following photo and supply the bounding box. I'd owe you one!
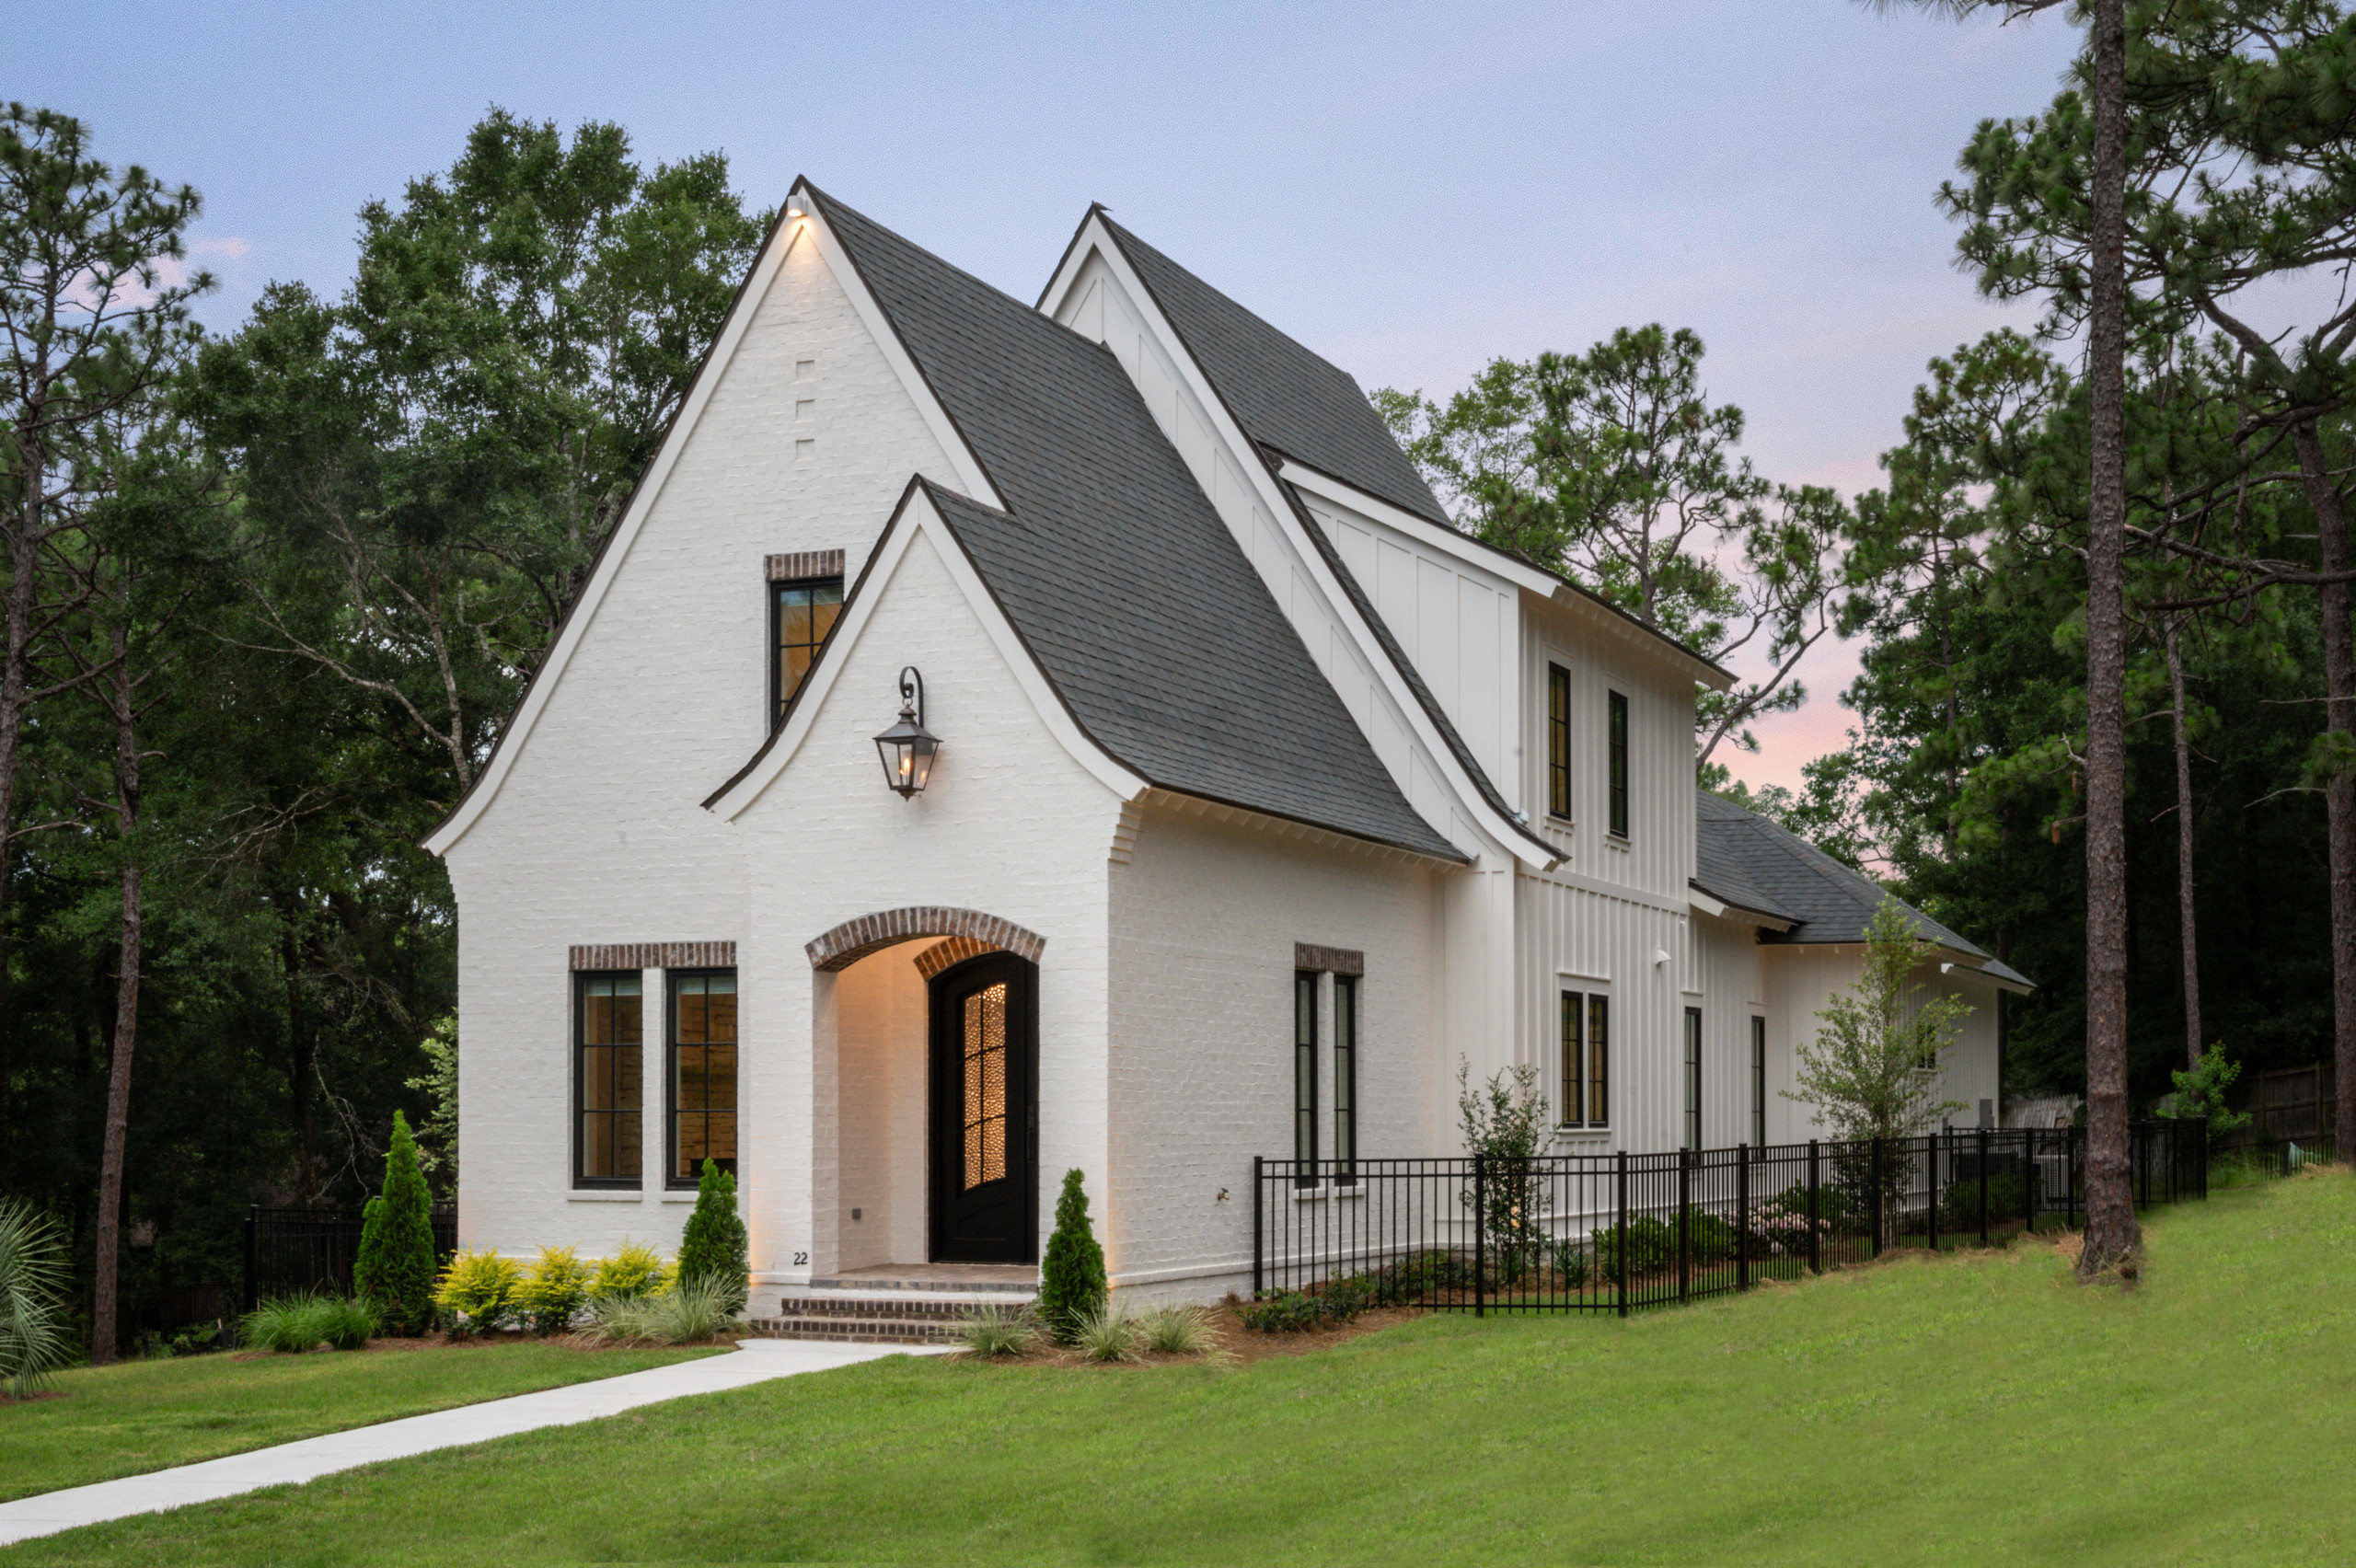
[1608,689,1630,838]
[1333,974,1357,1182]
[575,972,642,1187]
[1683,1006,1703,1151]
[772,576,845,726]
[667,970,737,1187]
[1750,1016,1767,1147]
[1559,991,1584,1126]
[1294,971,1319,1182]
[1588,995,1610,1127]
[1548,663,1571,820]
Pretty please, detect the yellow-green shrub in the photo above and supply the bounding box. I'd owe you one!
[590,1239,672,1301]
[512,1245,592,1332]
[433,1249,520,1334]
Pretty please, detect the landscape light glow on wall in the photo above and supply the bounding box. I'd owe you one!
[873,666,940,799]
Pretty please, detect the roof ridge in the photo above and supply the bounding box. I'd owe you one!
[1097,213,1371,393]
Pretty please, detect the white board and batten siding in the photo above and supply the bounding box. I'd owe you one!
[439,218,969,1263]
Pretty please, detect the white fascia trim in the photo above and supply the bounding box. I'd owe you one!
[422,201,999,859]
[1284,460,1734,694]
[706,488,1146,820]
[1688,886,1797,932]
[1040,218,1549,872]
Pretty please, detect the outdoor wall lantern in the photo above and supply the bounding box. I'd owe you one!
[873,666,940,799]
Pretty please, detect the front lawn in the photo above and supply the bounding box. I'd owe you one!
[12,1172,2350,1565]
[0,1339,723,1501]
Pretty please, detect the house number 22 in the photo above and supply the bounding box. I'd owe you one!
[792,1251,809,1266]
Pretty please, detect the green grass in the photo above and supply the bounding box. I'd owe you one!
[0,1340,722,1502]
[12,1172,2352,1565]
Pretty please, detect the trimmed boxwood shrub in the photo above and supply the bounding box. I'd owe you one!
[676,1160,748,1311]
[1037,1169,1107,1343]
[1938,1171,2028,1233]
[354,1111,438,1334]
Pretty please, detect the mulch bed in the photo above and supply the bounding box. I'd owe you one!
[951,1301,1420,1370]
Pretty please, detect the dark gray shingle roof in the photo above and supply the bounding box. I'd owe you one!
[1099,216,1451,526]
[814,189,1463,862]
[1694,790,2016,973]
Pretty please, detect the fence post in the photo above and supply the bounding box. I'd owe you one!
[1870,1138,1885,1258]
[1252,1157,1263,1299]
[2067,1124,2079,1229]
[2199,1119,2210,1200]
[1472,1154,1486,1320]
[1737,1143,1750,1293]
[1678,1148,1692,1305]
[1615,1148,1630,1318]
[1807,1139,1821,1275]
[2027,1133,2042,1236]
[1978,1126,1991,1246]
[242,1205,259,1316]
[1927,1131,1940,1252]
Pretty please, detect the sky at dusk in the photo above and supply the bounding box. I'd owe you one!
[11,0,2089,791]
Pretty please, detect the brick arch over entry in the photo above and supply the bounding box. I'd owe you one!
[804,907,1046,973]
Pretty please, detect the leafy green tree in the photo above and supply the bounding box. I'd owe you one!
[675,1159,747,1312]
[354,1110,437,1333]
[1037,1168,1106,1343]
[1379,328,1853,769]
[405,1015,458,1199]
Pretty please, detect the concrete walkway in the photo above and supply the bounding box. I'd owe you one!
[0,1339,945,1548]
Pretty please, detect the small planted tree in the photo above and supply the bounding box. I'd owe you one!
[1037,1168,1106,1343]
[1787,895,1971,1245]
[675,1159,748,1312]
[1456,1060,1549,1284]
[2155,1044,2252,1139]
[354,1111,439,1333]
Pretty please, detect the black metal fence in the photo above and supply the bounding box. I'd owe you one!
[1253,1120,2207,1317]
[241,1204,458,1313]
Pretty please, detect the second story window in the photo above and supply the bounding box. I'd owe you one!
[773,575,845,725]
[1547,663,1571,820]
[1608,689,1630,838]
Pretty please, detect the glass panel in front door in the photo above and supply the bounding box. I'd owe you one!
[962,982,1008,1190]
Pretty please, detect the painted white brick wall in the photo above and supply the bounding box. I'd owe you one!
[440,220,964,1263]
[728,528,1125,1311]
[1107,801,1439,1300]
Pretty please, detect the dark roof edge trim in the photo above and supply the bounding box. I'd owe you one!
[1093,222,1555,868]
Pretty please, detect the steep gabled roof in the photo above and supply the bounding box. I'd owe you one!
[1695,790,2029,986]
[1096,215,1451,527]
[809,188,1464,862]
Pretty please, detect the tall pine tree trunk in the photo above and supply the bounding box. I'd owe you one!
[90,640,144,1366]
[2079,0,2142,1279]
[2166,617,2201,1068]
[2289,418,2356,1161]
[0,407,45,1169]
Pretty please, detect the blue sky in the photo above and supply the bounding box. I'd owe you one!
[13,0,2084,790]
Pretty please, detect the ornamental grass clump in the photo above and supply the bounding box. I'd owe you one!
[353,1111,439,1334]
[433,1249,520,1335]
[1137,1303,1216,1356]
[241,1293,375,1353]
[953,1303,1038,1358]
[578,1276,738,1345]
[0,1198,72,1397]
[589,1239,671,1300]
[1071,1302,1139,1363]
[1037,1169,1107,1343]
[513,1245,593,1333]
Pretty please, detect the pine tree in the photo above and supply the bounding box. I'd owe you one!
[1037,1168,1106,1343]
[357,1111,439,1333]
[675,1159,747,1310]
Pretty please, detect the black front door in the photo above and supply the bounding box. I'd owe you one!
[928,951,1037,1262]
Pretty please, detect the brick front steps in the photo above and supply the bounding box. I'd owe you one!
[748,1268,1039,1343]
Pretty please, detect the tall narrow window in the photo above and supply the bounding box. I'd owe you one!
[772,575,845,725]
[1750,1016,1767,1147]
[1588,994,1611,1127]
[1332,974,1357,1182]
[1683,1006,1703,1151]
[1559,991,1585,1125]
[669,971,738,1186]
[1294,971,1319,1182]
[576,973,642,1186]
[1608,690,1630,838]
[1547,663,1571,820]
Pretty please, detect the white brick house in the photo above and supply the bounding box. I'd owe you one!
[422,182,2028,1310]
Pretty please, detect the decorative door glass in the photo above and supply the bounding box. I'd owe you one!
[962,982,1008,1190]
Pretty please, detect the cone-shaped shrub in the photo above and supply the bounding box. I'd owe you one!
[1037,1168,1106,1343]
[675,1160,748,1312]
[356,1111,439,1334]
